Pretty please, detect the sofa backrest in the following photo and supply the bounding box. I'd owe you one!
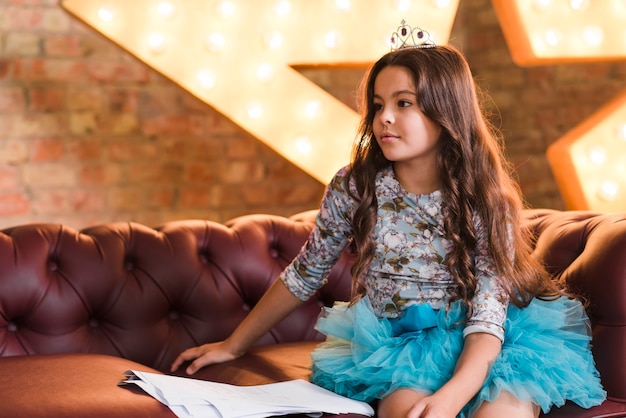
[521,209,626,403]
[0,209,624,402]
[0,212,353,372]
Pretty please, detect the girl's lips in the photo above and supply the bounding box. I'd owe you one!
[380,133,398,143]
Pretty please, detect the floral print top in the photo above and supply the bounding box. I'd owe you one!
[280,165,509,341]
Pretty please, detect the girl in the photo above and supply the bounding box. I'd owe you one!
[171,23,606,418]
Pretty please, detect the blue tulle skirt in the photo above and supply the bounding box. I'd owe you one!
[310,297,606,417]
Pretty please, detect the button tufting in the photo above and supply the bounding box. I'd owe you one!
[7,322,17,332]
[124,260,134,271]
[169,311,180,320]
[269,248,279,258]
[89,319,100,328]
[48,261,58,272]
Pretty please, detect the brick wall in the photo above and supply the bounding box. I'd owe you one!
[0,0,340,228]
[1,0,625,229]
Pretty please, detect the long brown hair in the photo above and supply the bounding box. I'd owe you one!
[347,45,561,308]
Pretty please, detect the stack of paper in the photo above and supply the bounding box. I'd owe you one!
[121,370,375,418]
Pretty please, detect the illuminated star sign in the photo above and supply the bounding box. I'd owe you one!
[61,0,460,184]
[492,0,626,210]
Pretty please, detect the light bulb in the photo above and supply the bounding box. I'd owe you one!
[532,0,553,11]
[97,7,115,22]
[275,0,291,16]
[544,29,563,47]
[597,181,619,202]
[205,33,226,52]
[197,69,216,89]
[569,0,589,11]
[294,135,313,154]
[216,1,235,18]
[335,0,350,11]
[582,25,604,48]
[324,31,341,49]
[156,1,176,18]
[305,100,321,118]
[147,33,166,53]
[432,0,451,8]
[618,123,626,141]
[396,0,411,12]
[265,32,283,49]
[247,102,264,119]
[588,146,607,164]
[256,63,274,82]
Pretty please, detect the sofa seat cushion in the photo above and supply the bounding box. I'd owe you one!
[0,342,320,418]
[0,353,172,418]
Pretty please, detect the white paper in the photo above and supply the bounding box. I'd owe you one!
[122,370,374,418]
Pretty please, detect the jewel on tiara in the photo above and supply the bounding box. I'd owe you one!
[390,20,436,51]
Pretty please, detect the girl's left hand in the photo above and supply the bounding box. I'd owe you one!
[406,394,459,418]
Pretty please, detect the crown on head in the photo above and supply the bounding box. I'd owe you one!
[390,20,436,51]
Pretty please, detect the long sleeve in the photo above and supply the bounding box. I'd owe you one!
[463,214,510,342]
[279,167,357,300]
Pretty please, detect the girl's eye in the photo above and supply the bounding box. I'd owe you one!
[373,103,383,112]
[398,100,411,108]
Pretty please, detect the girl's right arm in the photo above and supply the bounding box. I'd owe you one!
[171,167,356,375]
[170,278,304,375]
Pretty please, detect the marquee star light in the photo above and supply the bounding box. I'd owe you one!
[61,0,459,184]
[491,0,626,210]
[492,0,626,65]
[547,90,626,212]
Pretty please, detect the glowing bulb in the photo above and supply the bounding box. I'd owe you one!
[617,123,626,141]
[247,102,264,119]
[588,146,607,164]
[256,63,274,82]
[324,31,342,49]
[216,1,235,18]
[597,181,619,202]
[544,29,563,47]
[265,31,283,49]
[582,25,604,48]
[396,0,411,12]
[197,69,216,89]
[97,7,115,22]
[294,135,313,154]
[156,1,176,18]
[532,0,552,11]
[569,0,589,11]
[147,33,166,53]
[432,0,451,8]
[275,0,291,15]
[205,32,226,52]
[335,0,351,11]
[305,100,321,118]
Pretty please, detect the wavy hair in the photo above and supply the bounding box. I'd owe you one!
[347,45,561,308]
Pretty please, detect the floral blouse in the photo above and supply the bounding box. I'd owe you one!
[280,165,509,342]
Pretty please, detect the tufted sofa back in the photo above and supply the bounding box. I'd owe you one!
[522,209,626,404]
[0,212,353,372]
[0,209,624,404]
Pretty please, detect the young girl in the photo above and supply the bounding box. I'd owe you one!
[172,23,606,418]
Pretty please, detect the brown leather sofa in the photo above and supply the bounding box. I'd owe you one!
[0,209,624,417]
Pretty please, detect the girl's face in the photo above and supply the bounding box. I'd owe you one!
[372,65,442,172]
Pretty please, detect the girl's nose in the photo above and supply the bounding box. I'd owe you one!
[379,107,393,125]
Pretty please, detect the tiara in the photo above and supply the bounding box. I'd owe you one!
[390,20,436,51]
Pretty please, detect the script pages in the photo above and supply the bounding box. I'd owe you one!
[121,370,375,418]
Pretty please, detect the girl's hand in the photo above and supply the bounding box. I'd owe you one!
[170,340,242,375]
[406,393,459,418]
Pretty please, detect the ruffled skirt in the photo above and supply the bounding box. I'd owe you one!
[310,297,606,417]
